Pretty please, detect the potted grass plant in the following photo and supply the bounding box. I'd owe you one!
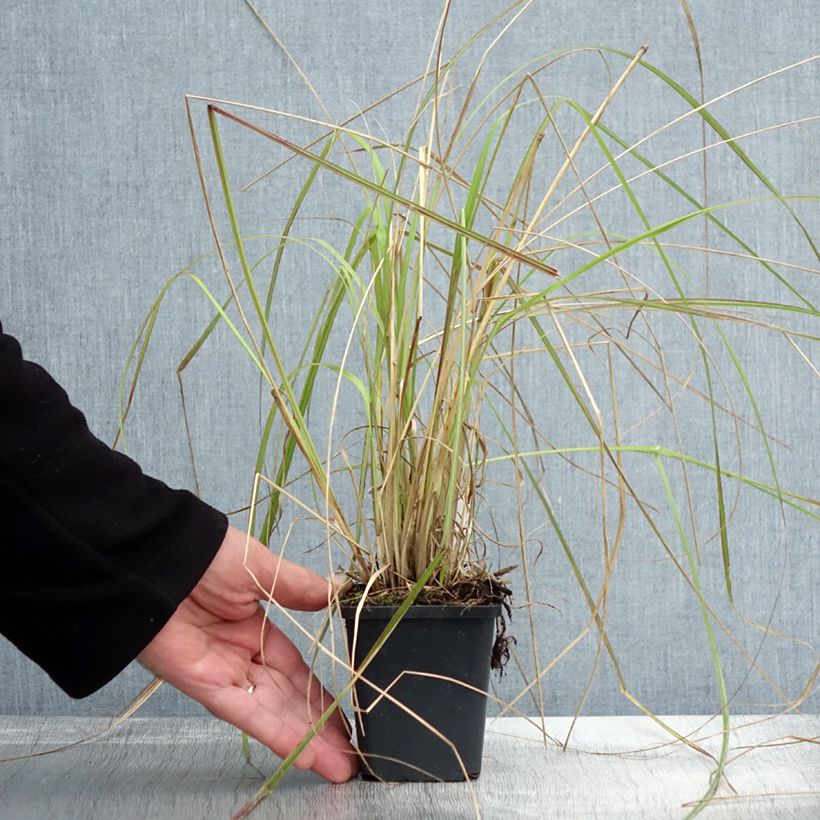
[119,2,818,816]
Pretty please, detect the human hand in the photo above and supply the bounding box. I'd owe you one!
[138,525,357,783]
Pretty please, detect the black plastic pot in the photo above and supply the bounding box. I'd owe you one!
[341,603,501,782]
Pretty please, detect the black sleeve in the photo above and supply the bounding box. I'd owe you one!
[0,320,228,698]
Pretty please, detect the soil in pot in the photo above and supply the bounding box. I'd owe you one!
[341,603,502,782]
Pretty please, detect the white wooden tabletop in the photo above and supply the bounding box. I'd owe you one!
[0,714,817,819]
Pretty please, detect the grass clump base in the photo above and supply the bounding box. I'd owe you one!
[340,569,513,609]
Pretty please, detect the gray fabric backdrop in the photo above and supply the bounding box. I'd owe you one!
[1,1,817,719]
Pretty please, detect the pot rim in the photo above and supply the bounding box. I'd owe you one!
[340,603,502,620]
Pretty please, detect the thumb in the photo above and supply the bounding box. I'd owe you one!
[243,535,333,611]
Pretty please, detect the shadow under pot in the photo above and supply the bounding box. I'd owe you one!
[341,603,501,782]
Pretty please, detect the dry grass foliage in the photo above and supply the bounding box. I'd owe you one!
[115,2,818,817]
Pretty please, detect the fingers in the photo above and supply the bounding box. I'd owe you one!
[252,665,354,758]
[206,676,359,783]
[255,616,351,740]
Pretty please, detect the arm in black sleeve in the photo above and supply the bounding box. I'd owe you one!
[0,320,228,698]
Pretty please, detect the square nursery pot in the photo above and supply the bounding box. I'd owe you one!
[341,603,501,782]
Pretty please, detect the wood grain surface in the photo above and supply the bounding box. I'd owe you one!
[0,715,817,819]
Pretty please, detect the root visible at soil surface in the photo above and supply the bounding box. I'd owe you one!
[340,569,515,675]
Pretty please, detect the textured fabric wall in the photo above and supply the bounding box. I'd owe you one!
[1,1,817,718]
